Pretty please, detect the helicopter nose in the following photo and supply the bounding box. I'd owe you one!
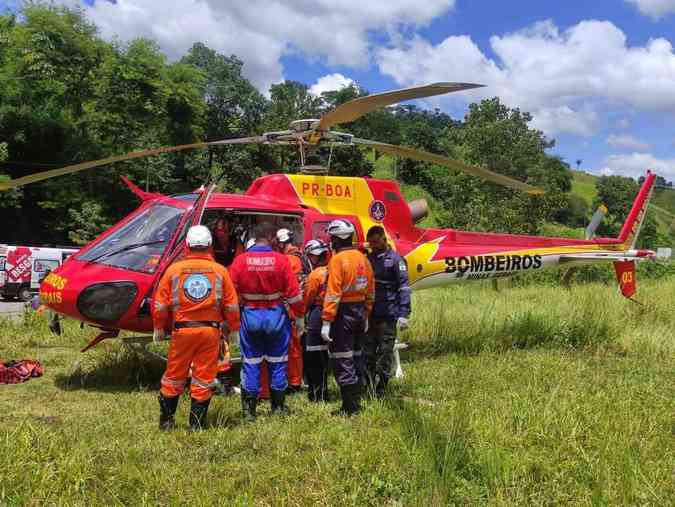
[76,282,138,323]
[39,262,139,325]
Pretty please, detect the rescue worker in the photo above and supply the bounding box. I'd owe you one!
[365,226,411,398]
[229,223,304,420]
[153,225,240,431]
[321,220,374,416]
[276,228,310,391]
[302,239,330,402]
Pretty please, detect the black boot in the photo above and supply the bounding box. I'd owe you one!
[344,383,362,416]
[158,394,179,431]
[375,375,389,399]
[215,371,233,396]
[188,398,211,431]
[241,389,258,422]
[271,389,291,415]
[305,359,323,402]
[331,383,362,416]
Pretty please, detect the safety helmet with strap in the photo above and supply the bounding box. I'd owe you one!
[304,239,329,257]
[276,228,293,244]
[186,225,212,249]
[326,219,355,239]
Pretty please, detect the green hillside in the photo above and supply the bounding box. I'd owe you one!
[570,170,598,205]
[571,170,675,242]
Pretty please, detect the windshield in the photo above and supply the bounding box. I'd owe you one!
[78,204,184,273]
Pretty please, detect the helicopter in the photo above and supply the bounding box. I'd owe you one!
[0,82,665,356]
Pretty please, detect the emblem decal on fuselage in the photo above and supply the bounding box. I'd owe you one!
[369,200,386,222]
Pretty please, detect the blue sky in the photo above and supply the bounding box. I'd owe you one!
[5,0,675,180]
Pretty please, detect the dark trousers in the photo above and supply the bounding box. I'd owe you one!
[328,302,366,387]
[363,317,396,388]
[304,306,329,399]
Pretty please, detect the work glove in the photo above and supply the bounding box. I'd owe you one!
[321,321,332,343]
[229,330,240,347]
[397,317,409,331]
[153,328,167,343]
[295,317,305,336]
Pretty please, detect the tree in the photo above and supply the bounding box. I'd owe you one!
[594,175,639,236]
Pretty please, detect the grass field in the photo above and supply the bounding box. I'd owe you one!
[1,278,673,505]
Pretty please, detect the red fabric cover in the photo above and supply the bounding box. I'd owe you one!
[0,359,44,384]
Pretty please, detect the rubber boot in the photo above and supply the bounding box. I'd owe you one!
[215,371,233,396]
[375,375,389,399]
[271,389,291,415]
[188,398,211,431]
[241,389,258,422]
[332,383,362,416]
[158,394,179,431]
[305,358,323,402]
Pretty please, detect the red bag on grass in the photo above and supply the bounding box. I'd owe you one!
[0,359,44,384]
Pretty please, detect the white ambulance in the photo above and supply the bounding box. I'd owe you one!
[0,245,78,301]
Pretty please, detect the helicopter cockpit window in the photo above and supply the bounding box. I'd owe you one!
[78,204,184,273]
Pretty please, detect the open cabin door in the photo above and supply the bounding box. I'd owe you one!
[139,184,215,318]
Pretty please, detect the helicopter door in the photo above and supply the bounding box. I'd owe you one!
[138,184,215,318]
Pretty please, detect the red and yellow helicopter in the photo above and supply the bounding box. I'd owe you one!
[0,82,662,354]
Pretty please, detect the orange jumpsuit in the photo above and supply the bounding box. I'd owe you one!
[259,245,305,397]
[322,248,374,387]
[153,251,240,402]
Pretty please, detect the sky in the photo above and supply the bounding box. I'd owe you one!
[4,0,675,181]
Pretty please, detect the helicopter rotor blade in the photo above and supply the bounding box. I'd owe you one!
[316,82,484,131]
[352,138,545,195]
[0,136,267,191]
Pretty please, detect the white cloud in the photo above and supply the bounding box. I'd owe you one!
[376,19,675,137]
[600,152,675,179]
[626,0,675,20]
[60,0,455,92]
[607,134,651,150]
[309,73,355,96]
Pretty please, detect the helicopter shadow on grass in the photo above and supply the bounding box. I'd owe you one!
[54,346,165,393]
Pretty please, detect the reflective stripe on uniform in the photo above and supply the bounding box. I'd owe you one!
[306,344,327,352]
[215,274,223,309]
[171,276,180,312]
[154,300,167,312]
[286,294,302,305]
[328,350,354,359]
[243,356,264,365]
[400,287,411,292]
[161,376,185,387]
[353,350,362,357]
[265,354,289,363]
[325,295,341,303]
[241,292,282,301]
[224,304,239,312]
[191,376,216,389]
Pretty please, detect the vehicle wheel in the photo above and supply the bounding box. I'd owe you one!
[18,287,33,302]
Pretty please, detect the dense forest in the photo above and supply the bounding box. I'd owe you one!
[0,4,668,247]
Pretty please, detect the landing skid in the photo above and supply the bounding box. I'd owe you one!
[118,337,409,381]
[120,336,168,363]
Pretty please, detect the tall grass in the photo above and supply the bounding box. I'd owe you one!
[0,279,673,505]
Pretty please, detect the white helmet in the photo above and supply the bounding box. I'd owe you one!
[186,225,212,249]
[276,228,293,243]
[327,219,355,239]
[304,239,329,256]
[245,237,256,250]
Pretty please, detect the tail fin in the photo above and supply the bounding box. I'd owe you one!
[618,171,656,249]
